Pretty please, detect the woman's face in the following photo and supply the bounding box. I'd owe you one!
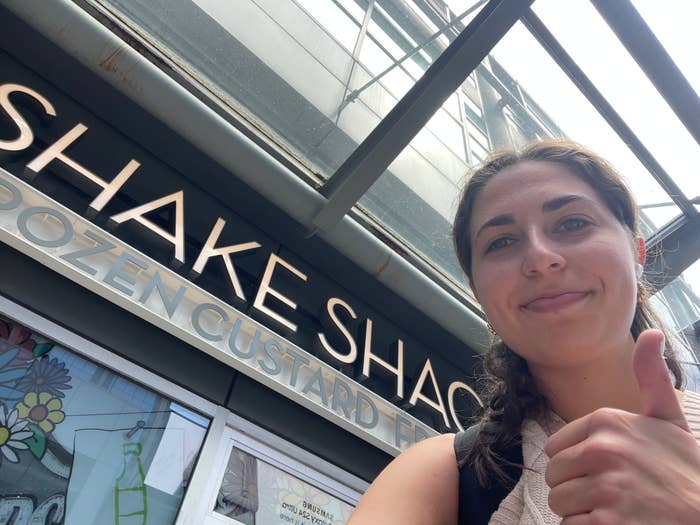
[468,161,640,369]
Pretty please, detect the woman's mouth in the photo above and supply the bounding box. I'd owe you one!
[521,291,590,314]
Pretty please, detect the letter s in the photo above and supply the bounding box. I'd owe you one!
[317,297,358,364]
[0,83,56,152]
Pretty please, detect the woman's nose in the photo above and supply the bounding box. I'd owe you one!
[521,232,566,276]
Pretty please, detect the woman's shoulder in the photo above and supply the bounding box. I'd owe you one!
[346,434,459,525]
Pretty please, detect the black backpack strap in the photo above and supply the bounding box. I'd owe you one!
[454,425,523,525]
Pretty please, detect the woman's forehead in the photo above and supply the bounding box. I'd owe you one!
[469,161,602,230]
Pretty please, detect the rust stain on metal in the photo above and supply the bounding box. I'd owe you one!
[96,44,142,95]
[373,252,392,278]
[99,44,126,73]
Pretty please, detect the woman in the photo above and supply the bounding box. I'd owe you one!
[347,140,700,524]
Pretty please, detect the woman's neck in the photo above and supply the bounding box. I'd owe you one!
[528,336,643,423]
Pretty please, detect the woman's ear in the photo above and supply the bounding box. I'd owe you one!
[637,237,647,265]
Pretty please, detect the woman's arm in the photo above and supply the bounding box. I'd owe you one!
[347,433,459,525]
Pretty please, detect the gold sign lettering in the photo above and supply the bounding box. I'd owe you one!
[408,358,449,427]
[317,297,358,364]
[252,253,308,332]
[0,83,56,151]
[0,81,478,431]
[360,319,404,400]
[192,217,261,300]
[27,123,140,213]
[447,381,483,431]
[110,190,185,264]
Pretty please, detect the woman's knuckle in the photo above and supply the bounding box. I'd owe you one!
[588,508,617,525]
[589,407,626,430]
[580,437,621,467]
[597,471,629,505]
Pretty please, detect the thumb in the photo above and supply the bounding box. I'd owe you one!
[633,329,690,432]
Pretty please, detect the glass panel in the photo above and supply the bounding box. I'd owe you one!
[213,444,354,524]
[0,315,209,524]
[358,19,682,290]
[95,0,486,178]
[652,260,700,391]
[631,1,700,101]
[533,0,700,202]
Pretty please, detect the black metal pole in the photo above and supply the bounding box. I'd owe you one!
[522,9,696,217]
[310,0,534,236]
[591,0,700,146]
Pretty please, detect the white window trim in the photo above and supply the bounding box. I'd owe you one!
[0,295,369,524]
[224,412,367,500]
[0,294,218,417]
[184,415,369,525]
[200,423,365,525]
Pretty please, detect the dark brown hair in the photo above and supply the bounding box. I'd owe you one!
[452,139,684,487]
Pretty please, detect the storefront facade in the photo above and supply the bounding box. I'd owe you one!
[0,3,487,523]
[2,1,699,524]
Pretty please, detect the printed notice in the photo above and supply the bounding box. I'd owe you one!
[213,446,354,525]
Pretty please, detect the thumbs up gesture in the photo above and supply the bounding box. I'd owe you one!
[545,330,700,523]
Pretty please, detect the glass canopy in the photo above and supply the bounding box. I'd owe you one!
[88,0,699,312]
[632,0,700,110]
[95,0,486,181]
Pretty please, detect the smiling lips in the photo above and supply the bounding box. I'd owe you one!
[522,291,589,313]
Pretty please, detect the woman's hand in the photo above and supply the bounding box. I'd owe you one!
[544,330,700,524]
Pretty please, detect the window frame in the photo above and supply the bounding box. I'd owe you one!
[0,295,368,525]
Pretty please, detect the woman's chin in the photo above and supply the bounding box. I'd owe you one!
[506,328,610,369]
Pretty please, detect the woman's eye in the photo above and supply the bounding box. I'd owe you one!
[557,217,591,232]
[486,237,514,253]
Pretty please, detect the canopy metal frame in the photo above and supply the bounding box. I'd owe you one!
[4,0,699,345]
[309,0,535,236]
[311,0,699,287]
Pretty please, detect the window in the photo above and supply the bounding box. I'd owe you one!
[0,313,210,524]
[204,426,360,525]
[212,446,353,525]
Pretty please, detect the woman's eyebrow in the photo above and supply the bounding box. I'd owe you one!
[475,214,514,239]
[542,194,584,212]
[475,195,592,239]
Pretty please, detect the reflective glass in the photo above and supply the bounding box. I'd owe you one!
[213,444,354,524]
[96,0,486,178]
[359,19,683,289]
[652,260,700,390]
[656,259,700,334]
[632,1,700,101]
[533,0,700,202]
[0,315,209,523]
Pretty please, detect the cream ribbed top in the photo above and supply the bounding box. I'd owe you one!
[488,390,700,525]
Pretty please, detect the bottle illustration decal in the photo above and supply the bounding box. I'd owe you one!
[114,442,148,525]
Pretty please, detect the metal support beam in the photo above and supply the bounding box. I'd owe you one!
[521,9,697,218]
[309,0,534,236]
[590,0,700,146]
[334,0,375,126]
[644,214,700,294]
[336,0,488,111]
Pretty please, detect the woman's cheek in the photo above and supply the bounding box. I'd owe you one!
[474,265,518,321]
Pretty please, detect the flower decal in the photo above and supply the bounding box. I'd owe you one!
[0,320,36,366]
[15,392,65,433]
[0,404,31,464]
[16,357,72,398]
[0,347,30,401]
